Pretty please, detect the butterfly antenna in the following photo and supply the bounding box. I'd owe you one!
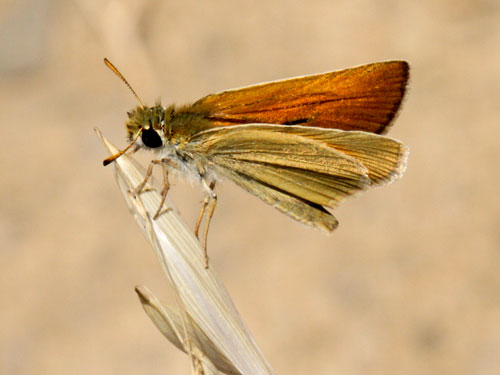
[104,58,145,109]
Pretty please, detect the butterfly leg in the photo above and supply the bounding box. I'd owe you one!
[194,179,217,268]
[134,159,162,194]
[153,161,171,219]
[194,198,208,240]
[133,158,176,219]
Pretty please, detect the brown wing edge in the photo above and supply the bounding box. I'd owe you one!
[375,61,410,134]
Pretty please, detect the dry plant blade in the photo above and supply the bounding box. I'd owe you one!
[96,129,274,375]
[136,286,239,375]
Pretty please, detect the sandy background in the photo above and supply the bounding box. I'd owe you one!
[1,0,499,374]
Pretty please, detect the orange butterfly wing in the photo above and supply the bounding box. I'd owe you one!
[193,61,409,134]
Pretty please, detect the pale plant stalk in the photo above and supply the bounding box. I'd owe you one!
[96,129,274,375]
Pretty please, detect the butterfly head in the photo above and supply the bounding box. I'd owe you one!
[125,104,169,149]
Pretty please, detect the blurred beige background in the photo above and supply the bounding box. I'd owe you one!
[1,0,499,374]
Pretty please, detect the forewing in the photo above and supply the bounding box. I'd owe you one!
[192,61,409,134]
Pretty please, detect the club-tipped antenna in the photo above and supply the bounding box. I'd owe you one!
[104,58,144,109]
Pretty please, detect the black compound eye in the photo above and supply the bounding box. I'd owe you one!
[141,127,163,148]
